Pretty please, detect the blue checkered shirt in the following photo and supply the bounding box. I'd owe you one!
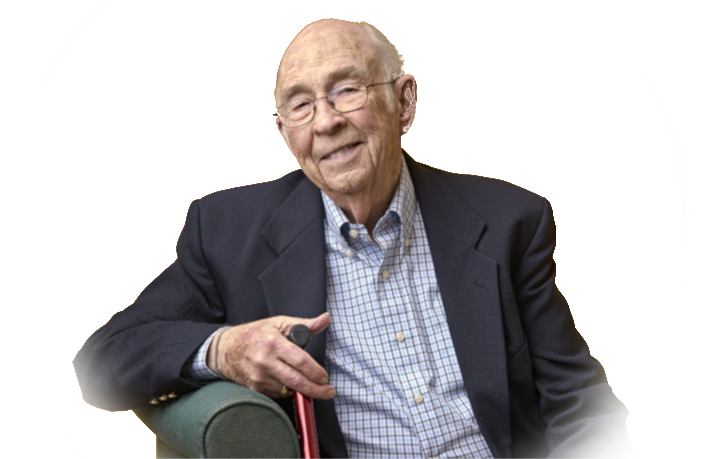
[184,157,493,458]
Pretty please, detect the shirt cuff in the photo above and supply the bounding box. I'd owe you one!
[181,327,226,381]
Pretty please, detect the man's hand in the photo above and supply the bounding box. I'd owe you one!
[206,313,335,400]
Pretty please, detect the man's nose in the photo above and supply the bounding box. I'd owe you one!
[313,98,345,133]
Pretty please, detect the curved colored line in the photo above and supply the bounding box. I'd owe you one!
[2,2,114,458]
[590,1,702,455]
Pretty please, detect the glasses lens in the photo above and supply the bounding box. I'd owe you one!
[280,99,314,127]
[330,83,367,112]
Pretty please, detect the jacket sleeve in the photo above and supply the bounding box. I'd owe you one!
[73,200,226,411]
[513,198,633,457]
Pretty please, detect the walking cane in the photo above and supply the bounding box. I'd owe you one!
[288,324,320,459]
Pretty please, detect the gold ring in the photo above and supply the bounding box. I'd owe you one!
[279,385,292,397]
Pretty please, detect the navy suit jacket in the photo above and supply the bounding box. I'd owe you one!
[74,152,630,457]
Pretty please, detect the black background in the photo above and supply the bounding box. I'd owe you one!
[0,2,701,459]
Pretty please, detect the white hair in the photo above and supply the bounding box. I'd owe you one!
[275,20,406,114]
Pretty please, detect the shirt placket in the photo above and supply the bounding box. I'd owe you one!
[373,217,440,458]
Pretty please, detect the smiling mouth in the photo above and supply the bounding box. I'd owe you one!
[323,142,361,160]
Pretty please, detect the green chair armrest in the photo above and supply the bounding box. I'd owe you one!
[134,380,300,458]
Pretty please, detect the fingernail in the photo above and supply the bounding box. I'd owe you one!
[326,388,335,398]
[320,376,329,385]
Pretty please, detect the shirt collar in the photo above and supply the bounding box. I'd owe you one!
[321,155,417,245]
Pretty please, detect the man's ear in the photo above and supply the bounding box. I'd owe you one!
[277,118,293,152]
[396,75,417,136]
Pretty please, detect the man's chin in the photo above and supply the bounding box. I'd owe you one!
[320,179,368,199]
[314,169,368,195]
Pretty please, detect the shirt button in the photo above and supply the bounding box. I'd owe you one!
[381,270,390,279]
[349,229,358,238]
[345,249,353,257]
[395,332,405,342]
[404,238,410,247]
[414,393,424,403]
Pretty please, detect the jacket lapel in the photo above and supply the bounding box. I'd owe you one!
[259,175,327,360]
[258,176,348,458]
[407,154,511,457]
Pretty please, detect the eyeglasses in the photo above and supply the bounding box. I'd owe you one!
[273,80,396,128]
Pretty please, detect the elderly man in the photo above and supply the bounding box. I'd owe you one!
[75,19,631,458]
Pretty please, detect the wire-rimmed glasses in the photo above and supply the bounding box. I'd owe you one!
[273,81,396,128]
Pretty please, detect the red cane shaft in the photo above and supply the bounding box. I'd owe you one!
[287,324,320,458]
[294,391,319,458]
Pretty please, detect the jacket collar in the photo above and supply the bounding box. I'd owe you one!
[259,151,483,254]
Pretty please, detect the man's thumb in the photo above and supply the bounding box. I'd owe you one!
[306,312,330,335]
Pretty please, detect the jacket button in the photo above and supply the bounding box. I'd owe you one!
[167,392,177,399]
[149,398,159,405]
[158,395,168,401]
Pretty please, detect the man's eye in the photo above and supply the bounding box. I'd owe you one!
[341,87,358,94]
[292,100,309,110]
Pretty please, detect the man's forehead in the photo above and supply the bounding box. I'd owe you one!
[276,20,376,101]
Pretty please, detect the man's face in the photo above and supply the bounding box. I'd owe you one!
[276,21,403,201]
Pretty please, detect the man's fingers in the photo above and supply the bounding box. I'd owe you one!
[278,340,329,385]
[216,315,334,398]
[270,362,335,400]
